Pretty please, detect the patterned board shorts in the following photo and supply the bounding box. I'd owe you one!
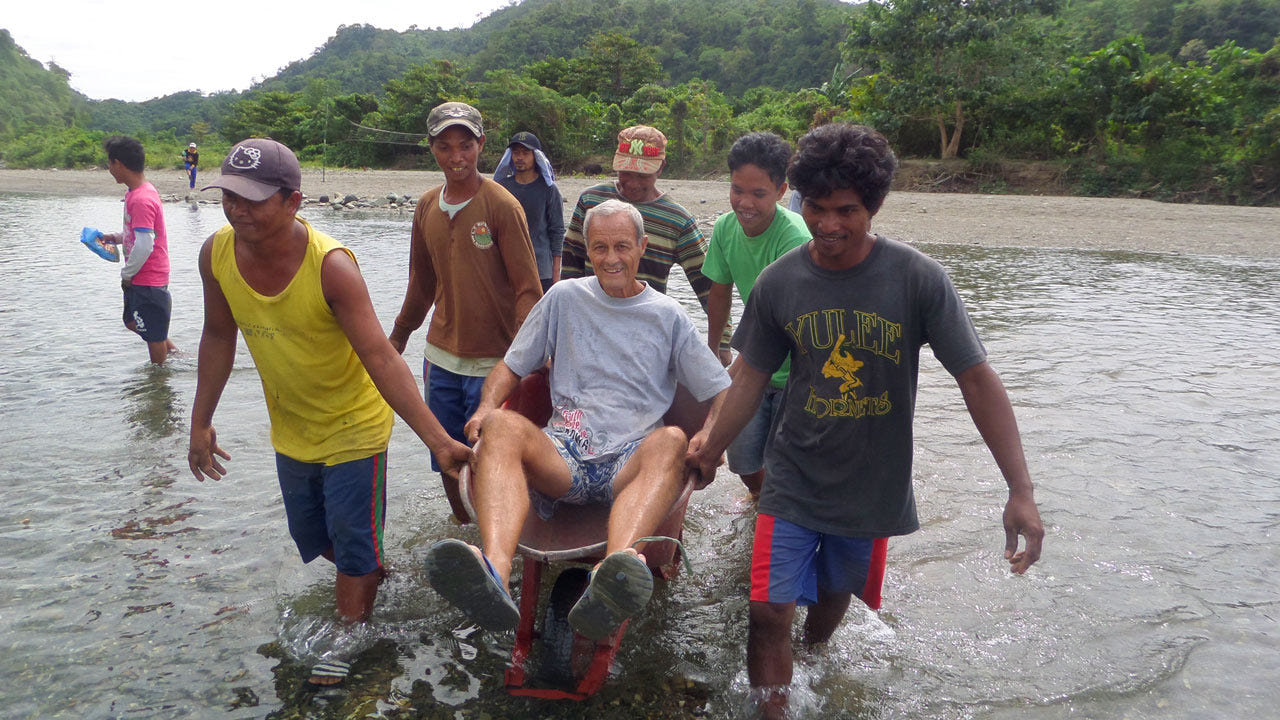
[530,431,642,520]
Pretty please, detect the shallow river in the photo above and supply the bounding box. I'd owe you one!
[1,193,1276,719]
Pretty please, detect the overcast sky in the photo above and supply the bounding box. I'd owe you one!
[4,0,516,102]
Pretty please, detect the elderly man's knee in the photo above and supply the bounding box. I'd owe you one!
[476,408,535,453]
[482,407,525,432]
[651,424,688,452]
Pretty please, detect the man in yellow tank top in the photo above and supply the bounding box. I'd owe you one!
[188,138,472,687]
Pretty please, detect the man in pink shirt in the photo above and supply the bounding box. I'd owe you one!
[101,136,177,364]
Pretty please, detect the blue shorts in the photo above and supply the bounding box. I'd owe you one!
[425,362,485,472]
[531,433,642,521]
[726,385,783,475]
[276,451,388,577]
[122,284,171,343]
[750,513,888,610]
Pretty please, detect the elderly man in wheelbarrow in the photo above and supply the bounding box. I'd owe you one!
[425,198,731,641]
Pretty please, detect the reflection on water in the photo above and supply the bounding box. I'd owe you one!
[122,365,184,441]
[1,193,1278,719]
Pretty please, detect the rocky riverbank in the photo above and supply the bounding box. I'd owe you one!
[3,167,1277,258]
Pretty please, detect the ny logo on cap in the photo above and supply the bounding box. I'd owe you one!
[228,146,263,170]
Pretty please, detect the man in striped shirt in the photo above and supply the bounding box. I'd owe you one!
[562,125,732,364]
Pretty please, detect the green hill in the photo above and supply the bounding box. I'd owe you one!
[1058,0,1280,58]
[259,23,467,95]
[0,29,86,135]
[259,0,855,97]
[2,0,1277,204]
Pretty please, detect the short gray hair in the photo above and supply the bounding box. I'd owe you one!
[583,198,644,242]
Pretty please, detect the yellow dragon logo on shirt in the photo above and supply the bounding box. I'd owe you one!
[822,333,864,394]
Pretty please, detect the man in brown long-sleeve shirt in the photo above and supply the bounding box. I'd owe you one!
[390,102,543,520]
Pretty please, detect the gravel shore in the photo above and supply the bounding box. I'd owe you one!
[3,167,1277,258]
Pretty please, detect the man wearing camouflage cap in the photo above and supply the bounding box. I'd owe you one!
[389,102,543,521]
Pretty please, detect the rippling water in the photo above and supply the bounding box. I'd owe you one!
[1,192,1277,719]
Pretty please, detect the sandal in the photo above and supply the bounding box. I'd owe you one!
[425,538,520,632]
[567,550,654,641]
[308,659,350,686]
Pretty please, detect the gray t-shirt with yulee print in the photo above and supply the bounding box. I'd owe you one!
[504,277,730,461]
[734,237,988,537]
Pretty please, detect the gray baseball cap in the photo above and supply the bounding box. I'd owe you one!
[202,138,301,202]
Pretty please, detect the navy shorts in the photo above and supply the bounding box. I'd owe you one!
[726,385,783,475]
[276,451,388,577]
[750,513,888,610]
[425,362,484,472]
[122,284,171,342]
[531,433,642,521]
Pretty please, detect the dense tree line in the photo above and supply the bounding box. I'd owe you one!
[1,0,1277,204]
[259,0,852,98]
[845,0,1280,203]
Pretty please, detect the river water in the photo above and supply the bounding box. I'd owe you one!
[1,193,1276,720]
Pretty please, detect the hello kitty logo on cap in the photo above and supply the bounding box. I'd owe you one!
[227,145,262,170]
[202,138,302,202]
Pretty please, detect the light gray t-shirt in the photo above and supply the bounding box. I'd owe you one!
[505,277,731,460]
[734,237,987,537]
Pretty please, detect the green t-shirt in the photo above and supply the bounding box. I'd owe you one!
[704,206,810,387]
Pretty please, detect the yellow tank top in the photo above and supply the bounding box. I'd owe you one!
[211,218,393,464]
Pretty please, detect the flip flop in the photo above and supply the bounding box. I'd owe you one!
[567,550,654,641]
[308,659,350,687]
[425,538,519,632]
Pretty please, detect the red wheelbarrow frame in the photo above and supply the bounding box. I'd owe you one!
[456,371,708,700]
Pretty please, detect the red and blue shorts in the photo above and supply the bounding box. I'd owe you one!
[750,513,888,610]
[276,451,388,577]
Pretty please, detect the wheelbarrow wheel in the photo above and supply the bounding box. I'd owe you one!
[536,566,589,685]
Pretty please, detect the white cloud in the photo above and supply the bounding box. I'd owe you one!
[5,0,514,101]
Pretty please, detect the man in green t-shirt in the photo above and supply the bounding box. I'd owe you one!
[703,132,810,495]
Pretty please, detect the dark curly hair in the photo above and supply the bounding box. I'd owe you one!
[727,132,793,187]
[787,124,897,214]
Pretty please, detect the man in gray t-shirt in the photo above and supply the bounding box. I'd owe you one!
[425,199,730,643]
[687,124,1044,720]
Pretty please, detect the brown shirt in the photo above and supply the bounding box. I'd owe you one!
[409,178,542,359]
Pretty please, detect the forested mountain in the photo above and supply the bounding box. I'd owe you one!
[260,0,854,97]
[259,24,469,95]
[1059,0,1280,58]
[0,29,86,135]
[2,0,1278,204]
[86,92,240,138]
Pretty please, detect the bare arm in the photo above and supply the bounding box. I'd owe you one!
[188,236,236,481]
[707,281,733,366]
[686,357,769,485]
[322,250,471,476]
[675,224,733,351]
[955,361,1044,574]
[462,360,523,443]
